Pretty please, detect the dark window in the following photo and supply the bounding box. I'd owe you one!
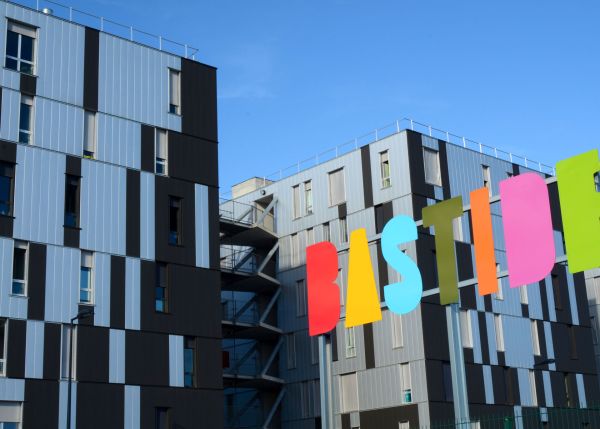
[184,336,196,387]
[5,20,36,74]
[442,362,453,402]
[0,162,15,216]
[64,175,81,228]
[155,263,168,313]
[19,95,33,144]
[552,274,562,310]
[12,241,27,295]
[155,407,170,429]
[168,196,182,245]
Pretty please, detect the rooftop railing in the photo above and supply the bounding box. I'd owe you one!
[221,117,556,199]
[6,0,200,59]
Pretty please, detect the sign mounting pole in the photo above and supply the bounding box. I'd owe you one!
[319,334,334,429]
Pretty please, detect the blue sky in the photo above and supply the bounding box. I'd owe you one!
[64,0,599,193]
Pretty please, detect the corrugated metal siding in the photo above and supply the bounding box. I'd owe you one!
[93,252,111,327]
[25,320,44,379]
[2,3,84,105]
[109,329,125,384]
[169,335,184,387]
[80,159,127,255]
[45,245,79,324]
[483,365,494,404]
[140,172,155,260]
[14,146,65,246]
[374,308,425,367]
[503,316,534,368]
[0,378,24,401]
[58,380,77,429]
[98,33,181,131]
[124,385,141,429]
[195,184,209,268]
[542,371,553,407]
[0,238,27,319]
[0,88,20,141]
[125,257,140,330]
[33,97,84,156]
[97,113,141,169]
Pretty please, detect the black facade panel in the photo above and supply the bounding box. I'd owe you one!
[553,264,572,325]
[110,255,126,329]
[126,168,141,257]
[0,212,12,237]
[463,347,474,364]
[20,72,36,96]
[83,27,99,112]
[140,261,221,338]
[63,226,80,248]
[168,132,218,186]
[78,304,94,326]
[207,185,220,270]
[65,155,81,177]
[574,272,591,327]
[406,130,435,199]
[437,140,452,199]
[154,175,196,266]
[456,241,474,282]
[360,145,373,208]
[416,233,438,293]
[23,379,59,429]
[77,382,124,429]
[534,370,546,407]
[478,312,489,365]
[465,364,485,405]
[421,302,450,361]
[550,371,568,407]
[337,202,347,219]
[376,240,388,300]
[331,329,338,362]
[77,325,109,383]
[584,373,600,404]
[363,323,376,370]
[491,365,507,405]
[0,140,16,163]
[374,202,393,235]
[7,319,25,378]
[359,404,419,429]
[27,242,46,320]
[483,295,492,312]
[341,413,351,429]
[548,182,564,232]
[196,337,223,390]
[425,360,445,403]
[539,279,550,321]
[459,285,477,310]
[43,322,61,380]
[141,124,155,173]
[126,330,169,386]
[181,59,218,142]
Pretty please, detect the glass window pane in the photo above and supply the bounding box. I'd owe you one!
[13,247,25,280]
[0,176,11,215]
[19,103,31,132]
[20,34,34,61]
[12,281,24,295]
[5,31,19,58]
[20,61,34,75]
[5,57,18,71]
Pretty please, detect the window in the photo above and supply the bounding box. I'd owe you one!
[168,196,182,245]
[494,264,504,300]
[519,285,528,305]
[391,313,403,348]
[0,401,22,428]
[442,362,453,402]
[155,129,168,175]
[0,320,6,376]
[339,372,359,412]
[310,335,319,365]
[155,263,168,313]
[345,327,356,358]
[80,251,93,304]
[380,150,391,188]
[339,217,348,243]
[399,423,410,429]
[11,241,27,296]
[495,315,505,352]
[482,165,492,195]
[5,20,36,74]
[64,174,80,228]
[83,111,96,158]
[529,370,538,406]
[18,95,33,144]
[304,181,313,215]
[532,320,541,356]
[155,407,170,429]
[292,185,300,219]
[0,163,15,216]
[184,336,196,387]
[423,148,441,186]
[460,310,473,348]
[306,228,314,246]
[286,333,296,369]
[323,222,330,242]
[401,363,412,403]
[328,168,345,206]
[168,69,180,115]
[296,279,306,317]
[290,233,299,266]
[60,324,76,380]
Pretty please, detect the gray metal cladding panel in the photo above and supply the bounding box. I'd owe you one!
[125,257,140,330]
[194,183,210,268]
[372,308,425,367]
[58,380,77,429]
[109,329,126,384]
[0,377,24,401]
[80,159,127,255]
[97,113,141,169]
[45,245,79,324]
[0,88,21,141]
[93,252,111,327]
[14,146,65,246]
[124,385,140,429]
[98,33,182,132]
[0,237,27,319]
[1,4,85,105]
[140,172,155,260]
[33,97,84,156]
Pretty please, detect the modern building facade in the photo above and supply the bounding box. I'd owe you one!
[224,126,600,428]
[0,1,221,428]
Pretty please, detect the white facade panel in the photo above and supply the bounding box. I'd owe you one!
[125,257,140,330]
[195,184,210,268]
[98,33,181,131]
[34,97,84,155]
[97,113,141,169]
[25,320,44,379]
[45,245,79,323]
[124,385,141,429]
[93,252,111,327]
[109,329,125,384]
[169,335,184,387]
[140,172,155,260]
[80,159,127,255]
[0,238,27,319]
[14,146,65,246]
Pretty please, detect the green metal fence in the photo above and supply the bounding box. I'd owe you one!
[425,405,600,429]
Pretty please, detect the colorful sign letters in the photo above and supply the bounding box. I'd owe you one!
[306,149,600,336]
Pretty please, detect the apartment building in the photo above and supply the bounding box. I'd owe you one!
[225,126,599,428]
[0,1,221,428]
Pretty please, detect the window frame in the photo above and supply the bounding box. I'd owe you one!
[155,406,171,429]
[460,310,473,348]
[183,336,196,388]
[60,324,76,380]
[292,185,300,219]
[5,20,37,75]
[83,110,97,159]
[155,262,169,313]
[339,217,348,244]
[391,313,403,349]
[423,147,442,186]
[495,314,505,352]
[327,168,346,207]
[168,196,183,246]
[304,180,313,215]
[155,128,168,176]
[0,162,15,217]
[531,320,541,356]
[168,68,181,115]
[11,241,28,297]
[64,174,81,229]
[322,222,330,242]
[380,150,391,188]
[18,95,34,145]
[345,326,356,358]
[482,165,492,196]
[401,362,412,404]
[79,251,94,305]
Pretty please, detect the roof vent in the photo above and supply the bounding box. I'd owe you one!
[41,8,53,15]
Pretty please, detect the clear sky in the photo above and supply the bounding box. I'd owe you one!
[64,0,599,194]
